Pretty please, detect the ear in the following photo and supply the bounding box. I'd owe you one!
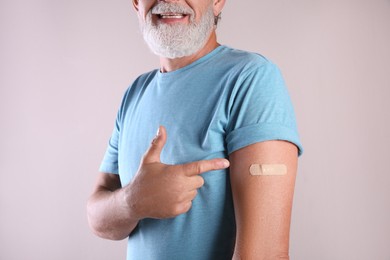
[213,0,226,16]
[132,0,139,12]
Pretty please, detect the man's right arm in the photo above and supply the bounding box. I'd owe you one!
[87,126,230,241]
[87,172,139,240]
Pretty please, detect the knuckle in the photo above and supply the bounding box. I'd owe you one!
[151,136,158,145]
[173,206,183,216]
[190,162,203,175]
[182,201,192,213]
[191,189,198,199]
[172,204,184,216]
[197,176,205,187]
[197,162,205,174]
[186,190,197,201]
[172,202,192,216]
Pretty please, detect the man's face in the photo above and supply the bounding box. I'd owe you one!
[135,0,216,59]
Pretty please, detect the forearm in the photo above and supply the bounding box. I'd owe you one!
[87,187,139,240]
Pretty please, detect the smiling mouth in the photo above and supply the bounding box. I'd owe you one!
[155,13,189,19]
[160,14,185,19]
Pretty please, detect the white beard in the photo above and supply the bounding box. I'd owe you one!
[140,2,215,59]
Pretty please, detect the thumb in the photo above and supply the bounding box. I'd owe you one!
[142,126,167,164]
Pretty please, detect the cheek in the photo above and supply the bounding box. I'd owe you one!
[138,1,155,18]
[196,2,217,21]
[186,1,207,18]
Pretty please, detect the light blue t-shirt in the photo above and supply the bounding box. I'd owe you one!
[100,45,303,260]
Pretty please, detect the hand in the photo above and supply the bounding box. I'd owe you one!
[124,126,230,220]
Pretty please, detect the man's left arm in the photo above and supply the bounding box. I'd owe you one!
[230,140,298,260]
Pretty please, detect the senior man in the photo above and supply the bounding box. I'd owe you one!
[87,0,303,259]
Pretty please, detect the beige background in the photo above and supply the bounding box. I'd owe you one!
[1,0,389,259]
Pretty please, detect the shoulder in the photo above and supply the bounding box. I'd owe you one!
[121,69,158,98]
[218,46,285,89]
[218,46,275,71]
[132,69,159,87]
[214,46,282,86]
[116,69,159,119]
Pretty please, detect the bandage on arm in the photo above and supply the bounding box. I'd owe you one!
[229,140,298,259]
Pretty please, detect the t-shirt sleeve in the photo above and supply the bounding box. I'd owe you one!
[226,60,303,156]
[99,88,130,174]
[99,115,120,174]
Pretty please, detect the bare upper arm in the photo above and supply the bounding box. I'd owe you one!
[229,140,298,259]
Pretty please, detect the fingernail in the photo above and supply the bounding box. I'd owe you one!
[152,127,160,144]
[221,160,230,168]
[156,127,161,137]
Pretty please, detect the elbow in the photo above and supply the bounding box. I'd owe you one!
[89,224,128,241]
[86,199,128,241]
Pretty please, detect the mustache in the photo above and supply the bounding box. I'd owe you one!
[151,2,194,15]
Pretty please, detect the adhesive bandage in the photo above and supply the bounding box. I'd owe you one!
[249,164,287,176]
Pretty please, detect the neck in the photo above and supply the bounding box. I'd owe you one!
[159,31,219,73]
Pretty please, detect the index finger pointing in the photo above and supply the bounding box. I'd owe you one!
[180,158,230,176]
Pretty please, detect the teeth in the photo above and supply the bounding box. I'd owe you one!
[160,14,185,19]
